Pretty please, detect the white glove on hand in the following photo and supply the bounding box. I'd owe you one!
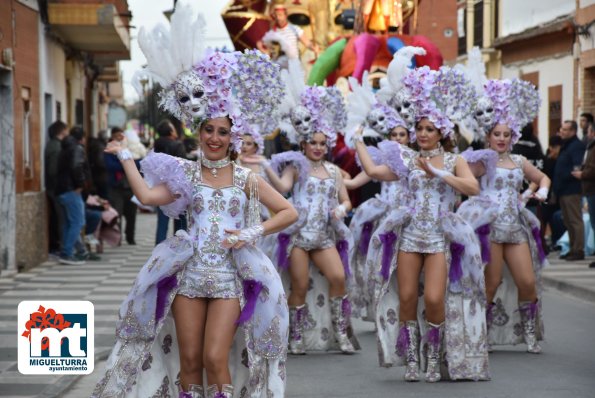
[426,162,453,180]
[520,188,533,203]
[237,225,265,245]
[534,187,549,201]
[333,204,348,219]
[117,149,133,161]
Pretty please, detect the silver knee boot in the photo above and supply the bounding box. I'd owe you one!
[424,321,444,383]
[330,295,355,354]
[289,304,306,355]
[206,384,233,398]
[396,320,420,381]
[178,383,205,398]
[519,300,541,354]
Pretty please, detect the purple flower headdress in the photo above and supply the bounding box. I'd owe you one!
[137,5,283,152]
[402,65,478,140]
[278,60,346,148]
[484,78,540,145]
[345,71,407,148]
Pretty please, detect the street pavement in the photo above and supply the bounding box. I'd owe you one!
[1,212,594,397]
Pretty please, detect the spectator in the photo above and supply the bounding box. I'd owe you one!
[541,135,564,251]
[153,119,187,244]
[56,126,92,265]
[45,120,69,255]
[571,122,595,267]
[512,123,545,213]
[579,112,594,144]
[87,129,109,199]
[554,120,586,261]
[104,127,139,245]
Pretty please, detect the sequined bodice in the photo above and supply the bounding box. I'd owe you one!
[481,163,524,226]
[407,153,457,231]
[294,174,337,231]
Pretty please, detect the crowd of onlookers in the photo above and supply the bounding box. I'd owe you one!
[510,113,595,268]
[44,119,195,265]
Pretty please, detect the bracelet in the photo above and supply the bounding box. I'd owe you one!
[237,224,265,245]
[117,149,133,161]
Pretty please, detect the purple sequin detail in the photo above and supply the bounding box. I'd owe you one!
[178,392,193,398]
[236,279,264,324]
[379,232,397,281]
[155,274,178,324]
[426,326,441,347]
[336,240,351,277]
[214,393,226,398]
[476,224,491,264]
[277,233,291,270]
[449,242,465,284]
[486,302,495,324]
[396,325,410,357]
[519,301,538,319]
[359,221,374,256]
[342,296,352,318]
[531,227,546,265]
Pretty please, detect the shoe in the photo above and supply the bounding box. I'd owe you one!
[86,253,101,261]
[177,383,205,398]
[565,252,585,261]
[424,321,444,382]
[127,239,136,245]
[206,384,233,398]
[288,305,306,355]
[518,301,541,354]
[58,255,85,265]
[589,261,595,268]
[396,321,420,381]
[559,252,569,259]
[330,295,356,354]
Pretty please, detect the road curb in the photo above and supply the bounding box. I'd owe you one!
[542,275,595,304]
[37,347,111,398]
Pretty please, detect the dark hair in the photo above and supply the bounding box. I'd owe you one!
[198,117,238,160]
[548,135,562,147]
[520,123,537,141]
[48,121,68,139]
[413,119,456,152]
[580,113,594,123]
[156,119,175,137]
[110,126,124,136]
[69,126,85,141]
[563,120,578,133]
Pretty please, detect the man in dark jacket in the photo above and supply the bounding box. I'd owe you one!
[153,119,187,244]
[56,126,91,265]
[513,123,545,212]
[104,127,139,245]
[87,129,109,199]
[572,122,595,267]
[45,121,68,255]
[554,120,586,261]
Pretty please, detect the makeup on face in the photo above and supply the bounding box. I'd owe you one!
[200,118,232,160]
[415,119,441,149]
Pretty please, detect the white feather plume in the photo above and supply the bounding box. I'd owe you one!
[463,47,487,96]
[376,46,426,104]
[345,72,379,148]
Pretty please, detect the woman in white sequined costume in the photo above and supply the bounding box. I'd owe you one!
[357,63,490,382]
[92,7,297,398]
[342,77,413,321]
[238,129,271,220]
[458,77,548,354]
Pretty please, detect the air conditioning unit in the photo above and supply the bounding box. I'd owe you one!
[2,48,15,68]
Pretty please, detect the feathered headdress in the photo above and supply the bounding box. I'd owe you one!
[402,65,478,140]
[278,60,346,148]
[136,4,283,152]
[345,71,407,148]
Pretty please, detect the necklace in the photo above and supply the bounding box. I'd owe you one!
[309,159,323,173]
[498,151,510,162]
[419,146,444,160]
[201,156,231,178]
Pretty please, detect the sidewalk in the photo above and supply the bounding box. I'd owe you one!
[0,212,157,398]
[0,213,594,397]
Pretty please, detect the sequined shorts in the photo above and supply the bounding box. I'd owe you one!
[293,230,335,251]
[177,264,240,299]
[399,227,446,254]
[490,223,527,244]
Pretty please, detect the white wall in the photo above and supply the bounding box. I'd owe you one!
[502,55,574,149]
[39,32,68,126]
[500,0,574,37]
[580,0,595,7]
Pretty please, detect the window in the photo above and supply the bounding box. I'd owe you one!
[473,0,483,48]
[56,100,62,122]
[75,99,83,126]
[457,6,466,56]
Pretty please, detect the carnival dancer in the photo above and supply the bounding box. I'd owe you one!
[342,69,413,321]
[248,61,359,355]
[458,73,548,354]
[92,6,297,398]
[356,63,490,382]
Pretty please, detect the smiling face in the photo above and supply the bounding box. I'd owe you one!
[199,117,232,160]
[174,70,207,121]
[388,126,409,145]
[487,123,513,153]
[241,134,257,156]
[303,132,327,162]
[415,118,442,150]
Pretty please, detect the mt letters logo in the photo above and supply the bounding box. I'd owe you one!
[18,301,94,374]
